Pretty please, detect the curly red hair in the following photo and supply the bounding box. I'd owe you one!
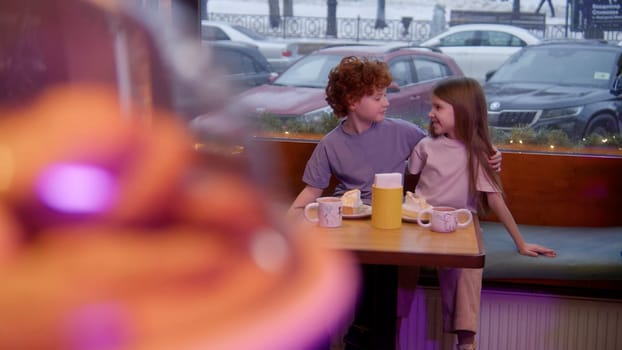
[325,56,392,117]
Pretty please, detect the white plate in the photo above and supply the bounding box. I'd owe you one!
[401,204,429,223]
[402,213,419,223]
[343,204,372,219]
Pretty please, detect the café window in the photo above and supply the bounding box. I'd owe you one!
[5,0,619,159]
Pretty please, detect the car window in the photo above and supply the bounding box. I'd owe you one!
[274,54,342,87]
[232,24,267,41]
[213,49,242,74]
[389,59,415,86]
[213,49,266,75]
[508,35,526,47]
[439,31,476,46]
[476,31,491,46]
[240,53,269,74]
[486,31,525,47]
[414,58,451,82]
[202,26,230,41]
[490,47,618,89]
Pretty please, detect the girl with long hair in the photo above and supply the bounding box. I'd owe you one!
[405,77,556,350]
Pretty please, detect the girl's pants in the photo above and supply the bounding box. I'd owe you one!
[398,266,483,333]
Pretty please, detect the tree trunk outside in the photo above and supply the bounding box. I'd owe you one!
[284,0,293,17]
[375,0,386,29]
[269,0,281,28]
[513,0,521,14]
[327,0,338,37]
[201,0,208,20]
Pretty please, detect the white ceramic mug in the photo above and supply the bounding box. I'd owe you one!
[304,197,343,228]
[417,206,472,233]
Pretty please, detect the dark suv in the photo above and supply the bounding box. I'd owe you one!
[225,44,463,125]
[484,40,622,139]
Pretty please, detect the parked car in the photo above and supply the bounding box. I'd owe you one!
[483,40,622,139]
[201,20,299,73]
[203,41,274,95]
[419,24,541,82]
[210,44,463,126]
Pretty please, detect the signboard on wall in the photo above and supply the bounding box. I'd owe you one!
[571,0,622,31]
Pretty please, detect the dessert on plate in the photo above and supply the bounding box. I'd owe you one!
[402,191,432,219]
[341,189,364,215]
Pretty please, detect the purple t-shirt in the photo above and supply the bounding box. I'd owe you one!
[303,118,426,204]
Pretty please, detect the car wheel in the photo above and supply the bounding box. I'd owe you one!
[584,113,619,138]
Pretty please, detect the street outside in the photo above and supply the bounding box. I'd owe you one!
[207,0,566,24]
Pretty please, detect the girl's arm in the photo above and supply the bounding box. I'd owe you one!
[486,192,557,257]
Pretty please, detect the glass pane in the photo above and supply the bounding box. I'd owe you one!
[440,31,476,46]
[414,59,448,81]
[274,54,341,88]
[389,59,414,86]
[189,3,622,158]
[487,31,514,46]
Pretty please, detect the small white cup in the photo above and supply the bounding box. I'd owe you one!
[304,197,343,228]
[417,206,472,233]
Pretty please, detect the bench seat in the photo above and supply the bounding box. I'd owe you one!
[479,221,622,293]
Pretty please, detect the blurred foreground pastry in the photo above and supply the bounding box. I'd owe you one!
[0,84,359,350]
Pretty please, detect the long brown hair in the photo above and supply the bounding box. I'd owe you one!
[431,77,502,213]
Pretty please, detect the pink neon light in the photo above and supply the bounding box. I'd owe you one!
[36,163,117,214]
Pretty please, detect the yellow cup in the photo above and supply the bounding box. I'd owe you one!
[371,185,403,229]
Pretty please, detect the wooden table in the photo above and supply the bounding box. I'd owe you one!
[313,216,486,349]
[317,216,486,268]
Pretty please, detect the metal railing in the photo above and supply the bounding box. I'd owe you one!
[207,12,622,42]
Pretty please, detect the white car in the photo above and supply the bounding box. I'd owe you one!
[420,24,542,82]
[201,20,299,73]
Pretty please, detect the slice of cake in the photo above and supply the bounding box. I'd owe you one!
[402,191,432,218]
[341,189,363,215]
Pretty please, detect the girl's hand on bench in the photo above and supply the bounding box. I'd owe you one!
[519,243,557,258]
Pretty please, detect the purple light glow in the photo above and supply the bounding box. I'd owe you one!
[36,163,117,214]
